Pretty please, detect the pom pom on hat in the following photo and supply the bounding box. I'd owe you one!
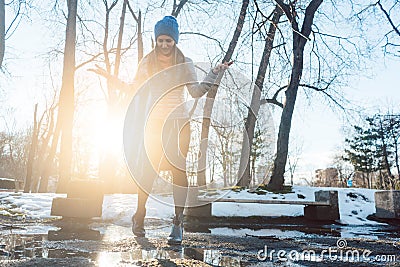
[154,16,179,44]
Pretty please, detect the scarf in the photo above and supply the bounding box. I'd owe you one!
[147,47,186,76]
[157,52,174,70]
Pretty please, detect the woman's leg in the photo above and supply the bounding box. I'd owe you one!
[171,165,188,216]
[169,120,190,214]
[132,171,156,237]
[165,120,190,244]
[132,121,162,236]
[135,171,155,214]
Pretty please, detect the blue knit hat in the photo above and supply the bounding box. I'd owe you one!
[154,16,179,44]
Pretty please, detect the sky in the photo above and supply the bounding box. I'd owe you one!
[291,58,400,179]
[1,2,400,184]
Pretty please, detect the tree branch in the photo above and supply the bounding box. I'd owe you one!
[126,0,138,22]
[377,1,400,37]
[180,31,225,52]
[260,84,286,108]
[299,84,347,110]
[172,0,189,17]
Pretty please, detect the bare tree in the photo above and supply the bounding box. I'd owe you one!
[0,0,32,70]
[24,104,38,193]
[171,0,188,17]
[354,0,400,57]
[126,3,143,61]
[266,0,323,191]
[237,4,283,187]
[96,0,131,192]
[56,0,78,193]
[37,98,58,193]
[197,0,250,186]
[287,140,303,186]
[0,115,29,181]
[0,0,4,69]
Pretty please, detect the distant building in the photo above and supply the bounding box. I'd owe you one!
[314,168,339,187]
[314,167,381,189]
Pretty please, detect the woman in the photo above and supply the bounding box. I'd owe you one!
[93,16,229,244]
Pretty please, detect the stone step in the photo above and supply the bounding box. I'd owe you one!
[51,197,103,218]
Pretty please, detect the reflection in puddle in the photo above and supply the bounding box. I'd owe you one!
[47,248,94,260]
[96,249,185,266]
[205,224,400,241]
[48,228,101,241]
[0,226,102,261]
[210,227,308,239]
[95,248,241,266]
[1,222,398,266]
[0,233,241,266]
[203,249,241,266]
[0,234,46,260]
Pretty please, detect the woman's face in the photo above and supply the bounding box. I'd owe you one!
[156,35,175,56]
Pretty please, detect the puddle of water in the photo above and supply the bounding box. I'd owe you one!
[95,248,241,266]
[48,228,101,241]
[0,224,58,235]
[203,249,241,266]
[0,232,242,266]
[210,227,309,239]
[201,224,400,241]
[1,221,399,266]
[47,248,94,259]
[331,225,400,240]
[0,234,46,260]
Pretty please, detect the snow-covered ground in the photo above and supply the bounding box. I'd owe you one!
[0,186,383,226]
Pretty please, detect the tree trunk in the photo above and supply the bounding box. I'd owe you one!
[99,0,128,193]
[37,106,56,193]
[57,0,78,193]
[394,139,400,184]
[24,104,39,193]
[268,0,322,191]
[197,0,249,186]
[137,11,143,62]
[236,6,282,187]
[114,0,127,79]
[39,120,60,193]
[377,119,395,189]
[0,0,4,69]
[126,4,143,62]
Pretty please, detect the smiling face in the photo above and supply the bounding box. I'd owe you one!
[156,35,175,56]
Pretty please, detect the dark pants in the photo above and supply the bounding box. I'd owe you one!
[136,118,190,216]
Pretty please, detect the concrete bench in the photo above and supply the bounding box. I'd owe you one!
[51,180,104,219]
[186,189,340,221]
[0,178,23,192]
[374,190,400,219]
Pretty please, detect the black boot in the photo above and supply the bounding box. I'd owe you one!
[167,213,184,245]
[131,208,146,237]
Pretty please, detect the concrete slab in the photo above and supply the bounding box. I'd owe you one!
[304,190,340,221]
[51,197,102,218]
[375,190,400,219]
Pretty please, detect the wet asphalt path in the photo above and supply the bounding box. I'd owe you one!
[0,216,399,266]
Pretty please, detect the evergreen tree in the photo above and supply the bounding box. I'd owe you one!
[344,114,400,189]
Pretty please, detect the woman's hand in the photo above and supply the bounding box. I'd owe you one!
[88,64,110,79]
[88,64,127,90]
[212,61,233,75]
